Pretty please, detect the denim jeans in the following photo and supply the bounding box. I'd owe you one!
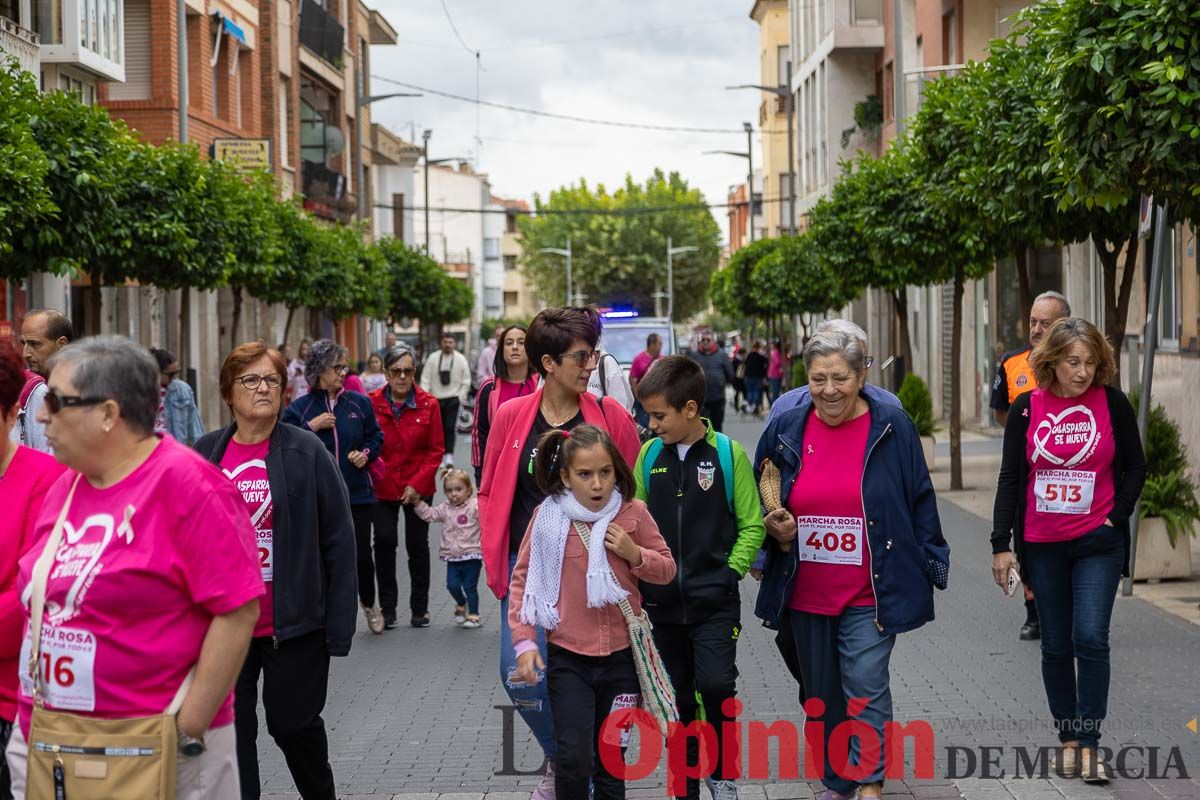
[1024,523,1124,747]
[768,377,783,403]
[499,553,558,761]
[790,606,896,795]
[447,559,483,615]
[744,378,764,412]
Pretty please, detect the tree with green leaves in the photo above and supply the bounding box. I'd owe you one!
[0,61,53,265]
[377,236,474,333]
[519,170,721,318]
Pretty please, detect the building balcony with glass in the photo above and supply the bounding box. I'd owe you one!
[33,0,124,85]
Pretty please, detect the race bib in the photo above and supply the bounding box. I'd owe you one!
[601,692,640,748]
[796,516,864,566]
[18,624,97,711]
[257,529,274,582]
[1034,469,1096,515]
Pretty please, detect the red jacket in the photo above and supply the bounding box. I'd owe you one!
[477,387,641,599]
[369,385,445,500]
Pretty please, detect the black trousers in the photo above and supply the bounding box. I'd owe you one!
[236,630,334,800]
[0,718,11,800]
[547,644,638,800]
[653,612,741,798]
[438,396,460,455]
[372,499,432,616]
[703,399,726,433]
[774,609,807,703]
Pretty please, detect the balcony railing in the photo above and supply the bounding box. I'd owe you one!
[299,0,343,67]
[0,17,40,74]
[301,159,354,222]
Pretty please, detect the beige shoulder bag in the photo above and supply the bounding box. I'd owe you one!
[26,475,193,800]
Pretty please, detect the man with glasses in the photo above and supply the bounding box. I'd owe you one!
[688,330,735,432]
[767,320,902,424]
[420,333,472,467]
[150,347,205,444]
[13,309,74,452]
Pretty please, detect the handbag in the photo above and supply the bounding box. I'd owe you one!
[26,475,193,800]
[572,521,678,737]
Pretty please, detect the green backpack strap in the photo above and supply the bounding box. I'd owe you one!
[715,432,734,512]
[642,438,664,495]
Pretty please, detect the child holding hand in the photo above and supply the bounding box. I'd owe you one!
[409,468,483,627]
[508,424,676,800]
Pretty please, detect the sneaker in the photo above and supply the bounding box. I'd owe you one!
[1019,619,1041,640]
[531,761,555,800]
[362,604,384,635]
[814,791,855,800]
[1081,747,1110,783]
[453,606,467,625]
[441,453,454,468]
[1056,743,1080,778]
[462,615,482,629]
[411,613,431,628]
[708,779,738,800]
[382,612,398,630]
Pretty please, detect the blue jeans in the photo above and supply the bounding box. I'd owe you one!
[500,553,558,761]
[447,559,482,615]
[1024,524,1124,747]
[744,378,764,412]
[768,377,783,403]
[790,606,896,795]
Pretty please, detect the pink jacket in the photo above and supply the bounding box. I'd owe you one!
[414,497,482,561]
[477,387,641,599]
[508,499,675,657]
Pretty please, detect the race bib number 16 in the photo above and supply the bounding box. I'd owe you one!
[796,516,864,566]
[17,624,97,712]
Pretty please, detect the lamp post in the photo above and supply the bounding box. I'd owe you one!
[540,240,573,306]
[420,130,468,253]
[702,121,755,243]
[666,237,698,324]
[355,92,421,223]
[727,73,795,235]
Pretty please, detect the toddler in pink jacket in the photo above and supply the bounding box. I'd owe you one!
[411,468,484,627]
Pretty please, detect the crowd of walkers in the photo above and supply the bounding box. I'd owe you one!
[0,296,1145,799]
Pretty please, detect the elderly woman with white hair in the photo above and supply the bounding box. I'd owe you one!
[6,336,263,799]
[754,330,949,800]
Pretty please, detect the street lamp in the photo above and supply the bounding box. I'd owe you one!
[728,64,795,235]
[354,92,421,222]
[702,121,756,242]
[420,129,469,253]
[666,237,698,324]
[540,239,573,306]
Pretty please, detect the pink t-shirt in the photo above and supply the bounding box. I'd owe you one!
[220,438,275,638]
[787,411,875,615]
[630,351,661,384]
[768,349,785,380]
[1024,385,1116,543]
[16,436,264,737]
[497,376,536,406]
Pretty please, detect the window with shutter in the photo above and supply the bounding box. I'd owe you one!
[108,0,150,100]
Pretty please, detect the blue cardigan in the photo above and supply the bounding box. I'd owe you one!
[282,390,383,505]
[753,393,949,636]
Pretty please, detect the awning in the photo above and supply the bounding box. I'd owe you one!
[221,15,247,46]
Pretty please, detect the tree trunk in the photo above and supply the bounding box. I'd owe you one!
[283,305,297,346]
[179,287,191,375]
[892,289,914,384]
[950,265,965,491]
[1097,234,1140,387]
[1014,243,1032,326]
[230,286,244,352]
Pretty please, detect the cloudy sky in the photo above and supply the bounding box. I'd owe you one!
[367,0,764,241]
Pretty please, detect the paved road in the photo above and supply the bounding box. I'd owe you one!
[259,413,1200,800]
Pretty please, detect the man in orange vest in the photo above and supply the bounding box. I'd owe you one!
[990,290,1070,641]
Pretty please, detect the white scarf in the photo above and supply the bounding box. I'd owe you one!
[520,489,627,630]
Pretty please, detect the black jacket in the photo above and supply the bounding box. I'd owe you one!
[195,422,358,655]
[991,385,1146,576]
[689,348,734,403]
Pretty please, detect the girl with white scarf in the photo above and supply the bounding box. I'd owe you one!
[508,425,675,800]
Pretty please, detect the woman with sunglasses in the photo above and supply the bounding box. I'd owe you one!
[283,340,383,619]
[477,307,641,799]
[195,342,357,800]
[368,345,446,631]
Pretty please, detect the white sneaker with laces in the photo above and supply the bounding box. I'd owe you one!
[530,761,555,800]
[708,779,738,800]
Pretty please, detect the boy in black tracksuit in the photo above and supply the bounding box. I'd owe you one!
[633,356,765,800]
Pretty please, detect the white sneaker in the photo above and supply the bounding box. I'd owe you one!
[441,453,454,467]
[462,616,482,629]
[531,761,555,800]
[453,606,466,625]
[708,780,738,800]
[362,604,384,635]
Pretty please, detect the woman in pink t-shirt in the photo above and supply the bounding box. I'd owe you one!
[6,336,263,800]
[754,330,948,800]
[0,343,66,795]
[991,318,1145,783]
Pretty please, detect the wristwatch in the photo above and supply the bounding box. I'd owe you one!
[177,726,206,757]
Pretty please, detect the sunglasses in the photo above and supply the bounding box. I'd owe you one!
[331,364,350,374]
[44,392,108,415]
[387,366,416,378]
[235,373,284,390]
[559,349,601,368]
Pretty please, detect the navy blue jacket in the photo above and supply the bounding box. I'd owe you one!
[282,390,384,505]
[753,393,949,636]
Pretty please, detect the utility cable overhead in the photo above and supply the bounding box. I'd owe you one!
[374,195,786,217]
[439,0,476,55]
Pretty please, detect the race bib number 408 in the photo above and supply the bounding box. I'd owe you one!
[17,624,97,711]
[1034,469,1096,515]
[796,516,864,566]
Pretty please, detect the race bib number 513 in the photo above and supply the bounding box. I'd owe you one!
[796,516,864,566]
[1034,469,1096,515]
[17,624,97,711]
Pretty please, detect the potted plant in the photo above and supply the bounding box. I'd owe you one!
[898,374,937,470]
[1131,389,1199,580]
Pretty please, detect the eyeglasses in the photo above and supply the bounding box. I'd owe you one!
[235,373,284,390]
[387,367,416,378]
[44,392,108,415]
[559,349,601,368]
[865,356,874,369]
[331,364,350,374]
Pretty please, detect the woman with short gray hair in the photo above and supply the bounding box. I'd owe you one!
[7,336,263,799]
[754,330,949,800]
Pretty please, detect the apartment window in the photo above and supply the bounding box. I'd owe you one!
[485,287,503,309]
[777,45,790,87]
[506,212,518,234]
[504,291,519,309]
[942,8,960,66]
[109,0,150,100]
[883,61,894,121]
[390,194,405,242]
[1159,226,1181,347]
[279,80,291,166]
[300,99,328,164]
[853,0,882,25]
[32,0,62,44]
[484,238,500,260]
[504,255,517,271]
